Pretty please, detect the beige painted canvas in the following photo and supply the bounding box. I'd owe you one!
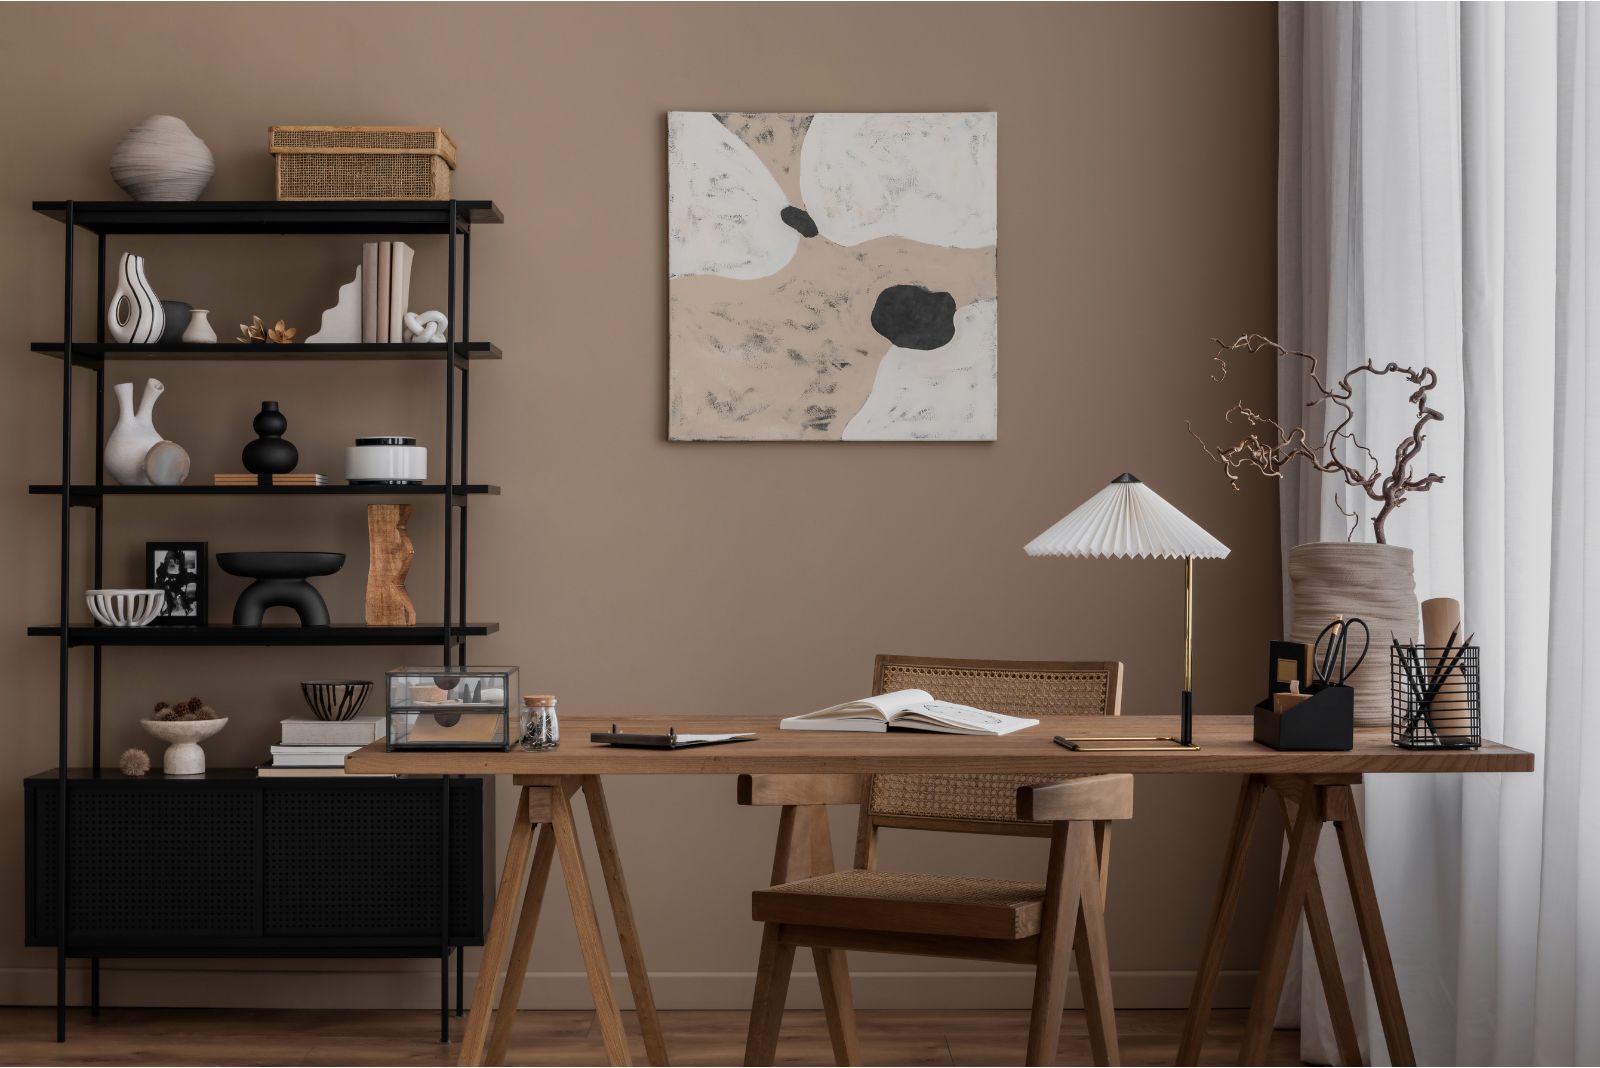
[668,112,998,441]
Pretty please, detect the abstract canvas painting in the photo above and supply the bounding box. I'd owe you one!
[668,112,998,441]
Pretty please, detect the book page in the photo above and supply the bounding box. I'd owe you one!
[893,701,1039,736]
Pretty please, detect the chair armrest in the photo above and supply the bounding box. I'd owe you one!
[1016,774,1133,822]
[737,774,866,807]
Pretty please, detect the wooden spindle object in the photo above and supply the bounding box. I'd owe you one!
[365,503,416,626]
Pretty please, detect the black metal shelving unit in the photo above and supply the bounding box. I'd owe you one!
[29,199,503,1044]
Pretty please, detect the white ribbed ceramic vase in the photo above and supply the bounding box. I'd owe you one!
[110,115,214,202]
[1288,542,1420,727]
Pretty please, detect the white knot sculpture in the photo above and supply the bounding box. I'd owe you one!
[403,310,449,344]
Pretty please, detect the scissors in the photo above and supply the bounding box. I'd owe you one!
[1314,615,1370,687]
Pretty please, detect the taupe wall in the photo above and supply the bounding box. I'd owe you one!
[0,3,1283,1010]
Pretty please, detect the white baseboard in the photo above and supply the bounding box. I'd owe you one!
[0,965,1256,1012]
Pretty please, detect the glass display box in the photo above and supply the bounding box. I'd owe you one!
[386,666,518,750]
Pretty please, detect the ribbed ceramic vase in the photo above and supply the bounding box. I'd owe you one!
[1288,542,1420,727]
[107,252,164,344]
[110,115,214,202]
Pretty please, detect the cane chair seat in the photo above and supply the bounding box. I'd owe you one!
[754,869,1047,939]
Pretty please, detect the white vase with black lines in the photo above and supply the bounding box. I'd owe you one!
[107,252,164,344]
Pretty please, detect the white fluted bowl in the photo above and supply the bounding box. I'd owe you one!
[86,589,165,627]
[140,717,228,776]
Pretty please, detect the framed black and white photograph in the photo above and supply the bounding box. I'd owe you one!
[146,541,207,626]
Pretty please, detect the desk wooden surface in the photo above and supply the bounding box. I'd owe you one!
[346,715,1533,776]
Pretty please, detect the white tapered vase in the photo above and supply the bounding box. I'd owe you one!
[107,253,164,344]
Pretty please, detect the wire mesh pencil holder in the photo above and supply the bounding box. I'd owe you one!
[1391,644,1480,748]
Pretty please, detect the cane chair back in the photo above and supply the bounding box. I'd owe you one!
[866,654,1123,836]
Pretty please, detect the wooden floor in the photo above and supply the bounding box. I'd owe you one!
[0,1007,1301,1066]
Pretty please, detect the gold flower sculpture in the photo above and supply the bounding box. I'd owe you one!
[237,315,297,344]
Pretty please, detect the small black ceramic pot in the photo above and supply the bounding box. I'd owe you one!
[157,301,192,346]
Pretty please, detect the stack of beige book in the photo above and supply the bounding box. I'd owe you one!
[214,473,330,486]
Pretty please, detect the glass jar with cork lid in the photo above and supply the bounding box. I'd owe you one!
[519,695,558,751]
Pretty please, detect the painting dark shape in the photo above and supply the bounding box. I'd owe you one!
[870,285,958,350]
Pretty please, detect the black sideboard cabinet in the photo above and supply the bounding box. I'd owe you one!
[25,771,489,955]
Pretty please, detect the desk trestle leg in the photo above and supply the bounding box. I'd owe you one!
[1177,773,1416,1068]
[458,779,669,1068]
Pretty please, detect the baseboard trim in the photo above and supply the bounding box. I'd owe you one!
[0,965,1256,1011]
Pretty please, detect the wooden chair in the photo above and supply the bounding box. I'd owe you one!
[739,654,1131,1067]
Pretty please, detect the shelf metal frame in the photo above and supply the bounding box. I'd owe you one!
[39,199,500,1043]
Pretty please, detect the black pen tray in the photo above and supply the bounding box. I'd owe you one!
[1253,684,1354,751]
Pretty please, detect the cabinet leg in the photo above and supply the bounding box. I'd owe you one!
[1177,775,1264,1064]
[90,958,100,1017]
[440,952,450,1043]
[456,947,465,1018]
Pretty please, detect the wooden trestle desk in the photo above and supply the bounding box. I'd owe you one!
[347,715,1533,1067]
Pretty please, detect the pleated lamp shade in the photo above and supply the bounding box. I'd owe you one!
[1024,473,1230,560]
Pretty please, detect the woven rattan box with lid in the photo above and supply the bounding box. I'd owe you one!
[269,125,456,201]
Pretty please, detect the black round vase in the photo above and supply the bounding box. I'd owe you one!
[242,401,299,475]
[157,301,192,346]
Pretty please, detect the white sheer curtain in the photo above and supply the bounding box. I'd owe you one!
[1278,3,1600,1064]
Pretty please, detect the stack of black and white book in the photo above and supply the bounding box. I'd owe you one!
[258,715,394,777]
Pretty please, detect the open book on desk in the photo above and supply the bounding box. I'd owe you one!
[781,689,1039,736]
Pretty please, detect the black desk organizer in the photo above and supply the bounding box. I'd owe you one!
[1253,684,1355,751]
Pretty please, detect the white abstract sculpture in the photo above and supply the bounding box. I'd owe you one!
[306,265,363,343]
[105,378,189,486]
[404,309,449,343]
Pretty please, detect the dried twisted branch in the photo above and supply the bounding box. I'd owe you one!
[1187,333,1445,544]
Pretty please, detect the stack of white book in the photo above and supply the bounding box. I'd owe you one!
[258,715,394,777]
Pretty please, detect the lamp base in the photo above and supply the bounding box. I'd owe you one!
[1053,735,1201,752]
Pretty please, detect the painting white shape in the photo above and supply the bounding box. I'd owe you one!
[306,265,362,343]
[800,113,997,249]
[668,111,800,280]
[843,299,998,440]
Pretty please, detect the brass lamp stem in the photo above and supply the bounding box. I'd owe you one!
[1184,555,1194,690]
[1182,554,1195,747]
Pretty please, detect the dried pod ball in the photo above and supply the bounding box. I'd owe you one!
[120,748,151,777]
[196,705,217,721]
[154,703,180,721]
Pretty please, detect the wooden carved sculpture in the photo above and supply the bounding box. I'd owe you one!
[365,503,416,626]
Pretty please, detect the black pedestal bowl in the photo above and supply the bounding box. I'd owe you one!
[218,552,345,627]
